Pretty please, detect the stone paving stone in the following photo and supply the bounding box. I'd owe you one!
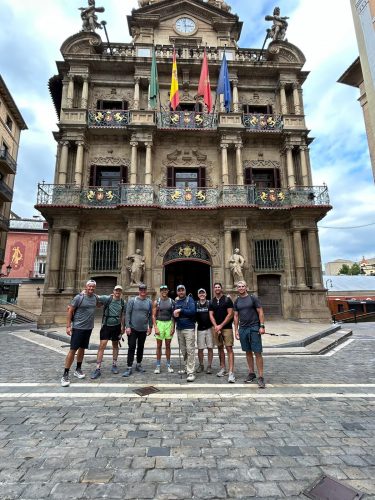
[253,481,284,497]
[171,447,201,457]
[174,467,209,483]
[21,468,55,482]
[17,482,54,499]
[111,468,145,483]
[156,483,192,499]
[289,466,322,481]
[145,468,173,482]
[319,465,348,480]
[147,447,170,457]
[132,457,156,469]
[192,482,227,498]
[49,482,87,498]
[182,457,217,469]
[155,456,182,469]
[340,454,369,466]
[0,468,25,482]
[262,468,293,481]
[84,482,126,498]
[226,482,257,497]
[123,482,157,499]
[279,480,310,497]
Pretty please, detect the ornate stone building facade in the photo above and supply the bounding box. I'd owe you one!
[37,0,331,326]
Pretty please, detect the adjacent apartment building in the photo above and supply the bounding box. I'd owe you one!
[36,0,331,326]
[0,75,27,270]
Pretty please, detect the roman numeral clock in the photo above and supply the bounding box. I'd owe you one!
[175,17,197,35]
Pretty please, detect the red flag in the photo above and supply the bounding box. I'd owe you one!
[197,48,212,113]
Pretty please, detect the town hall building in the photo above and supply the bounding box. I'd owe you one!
[36,0,331,326]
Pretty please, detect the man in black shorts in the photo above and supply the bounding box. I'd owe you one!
[61,280,98,387]
[233,280,266,388]
[90,285,126,379]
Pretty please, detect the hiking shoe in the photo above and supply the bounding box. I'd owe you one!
[167,365,174,373]
[111,365,119,374]
[244,372,257,384]
[74,369,85,379]
[135,364,146,373]
[196,364,204,373]
[61,375,70,387]
[186,373,196,382]
[216,367,227,377]
[206,366,212,374]
[122,367,132,377]
[154,365,161,374]
[228,372,236,383]
[90,368,101,380]
[257,376,266,389]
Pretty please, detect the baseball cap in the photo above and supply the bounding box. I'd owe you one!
[138,283,147,289]
[176,284,185,291]
[86,280,96,286]
[114,285,123,291]
[160,285,168,290]
[198,288,206,294]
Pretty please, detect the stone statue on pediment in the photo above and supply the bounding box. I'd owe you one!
[79,0,105,32]
[265,6,289,41]
[207,0,231,12]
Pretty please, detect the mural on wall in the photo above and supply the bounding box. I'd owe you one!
[10,242,25,270]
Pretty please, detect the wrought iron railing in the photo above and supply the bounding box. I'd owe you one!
[0,149,17,173]
[157,112,217,130]
[0,180,13,201]
[0,213,10,230]
[243,113,283,132]
[88,110,130,127]
[36,184,330,209]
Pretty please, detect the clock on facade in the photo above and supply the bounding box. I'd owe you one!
[175,17,197,34]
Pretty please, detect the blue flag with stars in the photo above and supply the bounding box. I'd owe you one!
[217,52,231,113]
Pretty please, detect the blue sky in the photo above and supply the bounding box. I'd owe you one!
[0,0,374,268]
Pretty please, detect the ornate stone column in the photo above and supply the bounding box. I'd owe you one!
[293,230,307,288]
[293,82,301,115]
[81,76,89,108]
[235,143,243,185]
[127,229,136,257]
[285,145,295,187]
[279,82,288,115]
[130,140,138,184]
[61,77,69,110]
[47,230,62,291]
[308,229,323,288]
[232,79,239,112]
[58,141,69,185]
[145,143,152,185]
[239,229,248,278]
[65,230,78,293]
[144,229,152,286]
[224,229,232,289]
[300,146,309,187]
[66,75,75,109]
[74,141,84,186]
[133,76,140,110]
[221,144,229,185]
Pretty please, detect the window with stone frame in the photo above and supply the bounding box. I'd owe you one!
[254,239,284,272]
[244,161,281,188]
[91,240,121,271]
[243,104,273,114]
[96,100,128,110]
[89,165,128,186]
[167,166,206,188]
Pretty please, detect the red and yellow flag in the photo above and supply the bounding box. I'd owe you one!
[197,48,212,113]
[169,48,180,110]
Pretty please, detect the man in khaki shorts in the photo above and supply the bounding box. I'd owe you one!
[209,282,235,383]
[196,288,214,374]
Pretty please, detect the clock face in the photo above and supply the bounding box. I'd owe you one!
[175,17,196,34]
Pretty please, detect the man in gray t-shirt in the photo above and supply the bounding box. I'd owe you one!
[61,280,98,387]
[233,280,266,389]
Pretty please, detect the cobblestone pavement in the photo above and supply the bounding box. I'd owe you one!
[0,323,374,499]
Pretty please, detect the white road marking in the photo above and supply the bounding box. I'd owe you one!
[0,382,374,388]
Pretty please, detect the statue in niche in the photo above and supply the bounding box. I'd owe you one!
[127,249,145,285]
[265,6,289,41]
[79,0,105,32]
[229,248,245,286]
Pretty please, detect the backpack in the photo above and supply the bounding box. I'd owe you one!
[70,293,99,321]
[102,296,125,325]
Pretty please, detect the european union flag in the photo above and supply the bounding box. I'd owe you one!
[217,52,231,113]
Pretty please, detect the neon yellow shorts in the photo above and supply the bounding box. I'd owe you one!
[155,320,174,341]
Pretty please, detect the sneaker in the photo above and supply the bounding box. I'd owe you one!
[216,367,227,377]
[74,369,85,379]
[61,375,70,387]
[135,364,146,373]
[196,364,204,373]
[257,376,266,389]
[90,368,101,380]
[178,368,186,375]
[206,366,212,375]
[154,365,161,374]
[186,373,196,382]
[244,372,257,384]
[122,367,132,377]
[111,365,119,375]
[228,372,236,383]
[167,365,174,373]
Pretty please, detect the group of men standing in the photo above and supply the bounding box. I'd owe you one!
[61,279,266,389]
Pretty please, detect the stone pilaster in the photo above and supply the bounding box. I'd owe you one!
[293,229,307,288]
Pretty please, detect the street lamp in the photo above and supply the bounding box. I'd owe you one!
[0,264,12,278]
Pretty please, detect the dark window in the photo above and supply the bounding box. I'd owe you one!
[244,168,280,188]
[91,240,120,271]
[89,165,128,186]
[175,103,203,112]
[96,100,128,110]
[337,304,344,313]
[6,116,13,131]
[254,240,284,271]
[243,104,272,114]
[167,167,206,188]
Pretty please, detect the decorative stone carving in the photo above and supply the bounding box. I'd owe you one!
[79,0,105,32]
[265,7,289,41]
[126,249,145,285]
[244,160,281,169]
[90,88,133,109]
[229,248,245,286]
[91,156,130,166]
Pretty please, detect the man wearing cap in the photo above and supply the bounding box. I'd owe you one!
[152,285,175,374]
[61,280,98,387]
[173,285,196,382]
[90,285,126,380]
[122,283,152,377]
[196,288,214,374]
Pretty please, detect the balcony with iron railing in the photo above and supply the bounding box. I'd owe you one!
[0,180,13,202]
[0,149,17,175]
[36,184,330,210]
[157,111,217,130]
[243,113,283,133]
[0,213,10,232]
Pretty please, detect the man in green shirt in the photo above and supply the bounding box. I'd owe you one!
[91,285,126,379]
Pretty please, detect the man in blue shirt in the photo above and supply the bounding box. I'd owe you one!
[173,285,196,382]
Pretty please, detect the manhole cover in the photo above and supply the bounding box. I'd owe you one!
[133,386,160,397]
[304,475,363,500]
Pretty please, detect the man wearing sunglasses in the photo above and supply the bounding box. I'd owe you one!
[152,285,175,374]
